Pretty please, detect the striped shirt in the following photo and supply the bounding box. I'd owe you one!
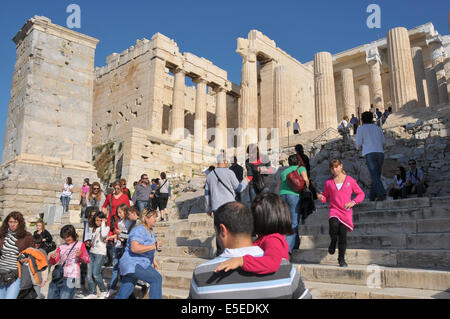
[189,246,310,299]
[0,231,19,271]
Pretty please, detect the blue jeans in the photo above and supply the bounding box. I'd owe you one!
[280,194,301,253]
[115,264,162,299]
[109,247,122,291]
[48,277,77,299]
[61,196,70,213]
[87,253,106,294]
[0,278,21,299]
[365,152,386,200]
[136,200,148,212]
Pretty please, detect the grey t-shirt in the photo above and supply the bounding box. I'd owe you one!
[132,183,153,202]
[204,168,248,212]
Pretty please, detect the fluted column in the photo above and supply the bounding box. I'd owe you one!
[215,87,227,151]
[425,68,440,107]
[427,35,449,105]
[445,57,450,102]
[194,77,207,149]
[275,65,292,137]
[359,85,371,113]
[238,49,258,144]
[411,47,427,107]
[171,68,186,135]
[341,68,356,118]
[387,27,418,111]
[366,48,385,111]
[314,52,337,129]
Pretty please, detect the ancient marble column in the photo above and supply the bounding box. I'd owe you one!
[171,68,186,136]
[314,52,337,129]
[366,48,385,111]
[238,49,258,144]
[215,87,227,151]
[194,77,207,149]
[427,35,449,105]
[445,57,450,102]
[275,65,292,137]
[387,27,418,111]
[410,47,427,107]
[359,85,371,113]
[341,68,356,118]
[425,68,440,107]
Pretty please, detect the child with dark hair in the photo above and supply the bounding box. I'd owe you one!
[48,225,90,299]
[84,212,109,299]
[214,192,297,275]
[317,159,365,267]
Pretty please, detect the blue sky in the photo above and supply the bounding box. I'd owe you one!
[0,0,449,160]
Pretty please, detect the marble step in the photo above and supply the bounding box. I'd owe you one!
[299,218,450,235]
[293,248,450,270]
[305,281,450,299]
[299,232,450,250]
[296,264,450,291]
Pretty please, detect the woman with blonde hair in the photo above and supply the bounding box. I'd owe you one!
[34,220,55,254]
[115,208,162,299]
[317,159,365,267]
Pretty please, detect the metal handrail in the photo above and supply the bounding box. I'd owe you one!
[311,127,339,144]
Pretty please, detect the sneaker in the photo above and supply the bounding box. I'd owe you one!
[338,259,348,267]
[83,294,98,299]
[99,291,109,299]
[328,240,337,255]
[106,289,116,298]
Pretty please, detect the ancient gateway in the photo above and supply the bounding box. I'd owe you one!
[1,16,450,220]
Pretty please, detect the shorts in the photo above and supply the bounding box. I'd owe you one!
[158,193,169,210]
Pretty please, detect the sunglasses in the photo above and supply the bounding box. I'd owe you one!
[409,163,416,165]
[93,187,100,190]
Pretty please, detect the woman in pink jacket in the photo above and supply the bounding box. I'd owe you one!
[317,159,365,267]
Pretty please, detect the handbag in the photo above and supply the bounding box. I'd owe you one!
[43,241,57,254]
[51,241,78,283]
[0,269,19,287]
[286,165,306,193]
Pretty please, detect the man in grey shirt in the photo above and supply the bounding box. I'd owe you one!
[205,154,249,256]
[205,154,248,214]
[132,174,153,212]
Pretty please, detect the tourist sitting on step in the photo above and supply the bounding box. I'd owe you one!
[317,159,365,268]
[404,159,427,198]
[189,201,310,299]
[115,209,162,299]
[388,166,406,200]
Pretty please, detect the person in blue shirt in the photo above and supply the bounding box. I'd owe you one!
[115,209,162,299]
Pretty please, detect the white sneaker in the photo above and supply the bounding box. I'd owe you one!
[83,294,97,299]
[106,289,116,298]
[99,291,109,299]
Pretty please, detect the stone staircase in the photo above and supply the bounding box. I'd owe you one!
[149,196,450,299]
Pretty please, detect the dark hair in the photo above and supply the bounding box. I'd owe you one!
[160,172,167,180]
[33,234,43,245]
[60,224,78,241]
[0,211,28,239]
[361,111,374,124]
[133,181,138,186]
[66,177,73,185]
[89,211,106,229]
[251,193,293,236]
[128,206,141,218]
[397,166,406,181]
[208,165,215,171]
[140,174,147,180]
[295,144,304,155]
[288,154,299,166]
[246,144,260,162]
[120,178,127,187]
[214,202,253,236]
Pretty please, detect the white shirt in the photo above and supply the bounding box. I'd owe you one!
[293,122,300,130]
[335,183,343,191]
[355,124,385,156]
[61,183,74,197]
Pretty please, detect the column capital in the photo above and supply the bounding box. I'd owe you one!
[366,47,382,65]
[426,34,443,47]
[174,67,186,75]
[237,48,257,63]
[193,77,207,85]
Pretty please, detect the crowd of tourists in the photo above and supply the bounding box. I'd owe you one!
[0,111,429,299]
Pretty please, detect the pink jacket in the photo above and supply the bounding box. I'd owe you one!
[49,241,90,279]
[320,175,365,231]
[242,233,289,274]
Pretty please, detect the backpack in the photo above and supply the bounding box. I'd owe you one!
[286,166,306,193]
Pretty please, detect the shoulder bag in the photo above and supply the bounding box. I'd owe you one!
[51,241,78,283]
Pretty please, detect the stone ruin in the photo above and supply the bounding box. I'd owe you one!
[0,15,450,221]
